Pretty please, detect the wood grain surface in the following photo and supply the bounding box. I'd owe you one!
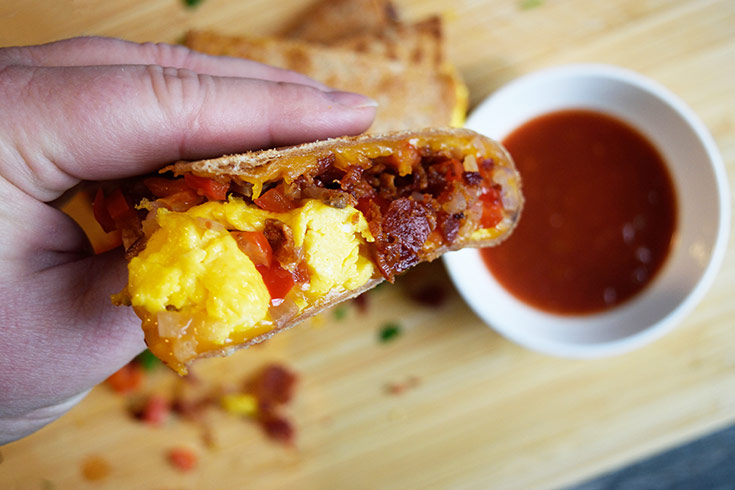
[1,1,734,489]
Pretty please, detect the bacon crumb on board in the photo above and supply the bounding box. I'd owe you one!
[409,282,448,307]
[106,356,300,447]
[245,364,299,445]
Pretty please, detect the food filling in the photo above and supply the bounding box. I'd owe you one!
[98,135,519,373]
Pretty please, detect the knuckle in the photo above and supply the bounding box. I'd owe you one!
[144,64,215,144]
[141,42,200,70]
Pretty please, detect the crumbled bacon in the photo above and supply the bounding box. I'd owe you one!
[246,364,297,405]
[438,212,462,243]
[339,165,375,200]
[245,364,299,445]
[410,283,449,308]
[462,171,484,187]
[263,219,300,269]
[375,198,435,281]
[258,413,295,445]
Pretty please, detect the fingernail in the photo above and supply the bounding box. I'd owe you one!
[326,91,379,109]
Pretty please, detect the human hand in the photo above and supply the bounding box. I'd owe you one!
[0,36,376,444]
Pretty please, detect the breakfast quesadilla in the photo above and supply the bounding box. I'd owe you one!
[97,128,523,374]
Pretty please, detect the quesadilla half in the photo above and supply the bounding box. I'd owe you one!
[185,30,467,132]
[97,128,522,374]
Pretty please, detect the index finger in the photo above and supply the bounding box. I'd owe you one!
[0,36,331,90]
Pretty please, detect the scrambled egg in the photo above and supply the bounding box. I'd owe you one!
[127,198,375,352]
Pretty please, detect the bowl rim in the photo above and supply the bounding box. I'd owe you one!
[444,63,731,358]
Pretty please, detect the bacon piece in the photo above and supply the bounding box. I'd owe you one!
[258,413,295,445]
[375,197,435,281]
[246,364,297,405]
[339,165,375,200]
[263,219,300,268]
[438,212,463,243]
[245,364,299,445]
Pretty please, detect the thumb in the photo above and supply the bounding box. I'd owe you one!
[0,64,377,201]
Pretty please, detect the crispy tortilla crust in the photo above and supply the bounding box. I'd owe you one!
[194,278,384,362]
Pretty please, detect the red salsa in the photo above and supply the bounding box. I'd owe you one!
[482,110,677,314]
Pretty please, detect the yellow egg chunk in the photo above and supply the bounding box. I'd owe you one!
[290,201,375,299]
[128,210,271,344]
[125,197,376,373]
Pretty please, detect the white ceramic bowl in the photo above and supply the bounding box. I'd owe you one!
[444,64,730,358]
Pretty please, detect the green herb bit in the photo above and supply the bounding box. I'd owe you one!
[135,349,160,371]
[183,0,204,8]
[379,323,402,343]
[519,0,544,10]
[334,305,348,320]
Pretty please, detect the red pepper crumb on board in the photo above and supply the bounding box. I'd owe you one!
[167,447,198,472]
[138,394,171,427]
[105,362,144,394]
[81,455,111,481]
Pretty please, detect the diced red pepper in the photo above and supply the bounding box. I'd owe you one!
[92,188,140,234]
[158,189,205,211]
[143,177,190,198]
[167,447,198,472]
[184,174,229,201]
[256,263,295,304]
[105,362,144,394]
[105,189,132,223]
[140,394,171,427]
[439,158,464,182]
[92,188,116,233]
[480,186,503,228]
[232,231,273,267]
[253,187,298,213]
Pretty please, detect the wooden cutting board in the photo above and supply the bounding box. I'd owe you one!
[1,1,734,489]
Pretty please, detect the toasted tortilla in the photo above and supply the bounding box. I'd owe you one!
[282,0,399,44]
[185,30,466,132]
[330,16,445,69]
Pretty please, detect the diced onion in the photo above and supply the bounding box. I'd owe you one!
[269,298,299,327]
[442,189,467,214]
[195,217,226,232]
[172,338,198,363]
[463,154,479,172]
[157,311,192,338]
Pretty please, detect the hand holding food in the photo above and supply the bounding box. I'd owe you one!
[0,36,376,444]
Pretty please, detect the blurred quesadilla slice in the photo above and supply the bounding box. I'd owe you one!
[185,30,466,132]
[282,0,398,44]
